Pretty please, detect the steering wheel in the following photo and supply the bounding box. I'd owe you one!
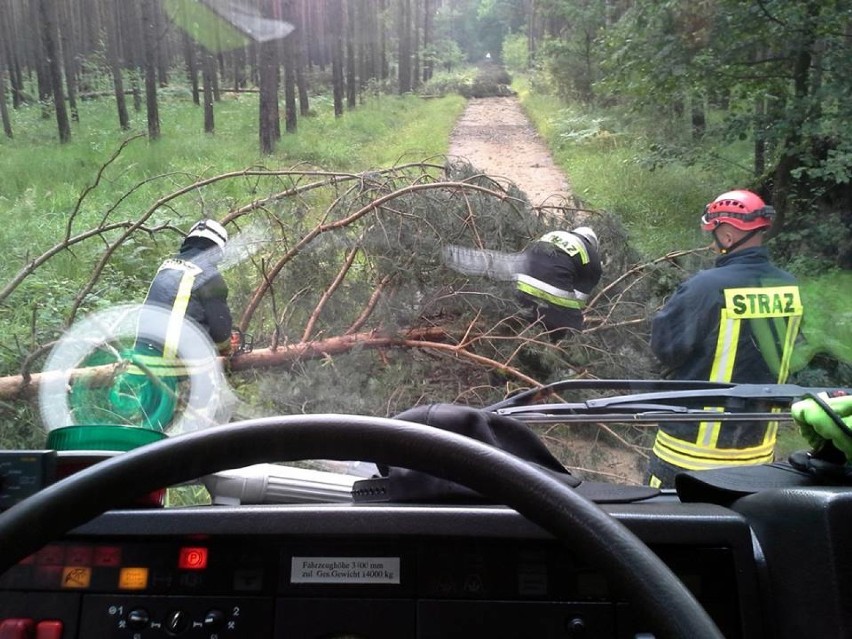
[0,415,723,638]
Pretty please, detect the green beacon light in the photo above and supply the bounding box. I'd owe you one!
[38,305,234,503]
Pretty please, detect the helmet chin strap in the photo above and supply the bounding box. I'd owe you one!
[713,228,761,254]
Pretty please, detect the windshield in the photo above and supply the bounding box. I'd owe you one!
[0,0,850,496]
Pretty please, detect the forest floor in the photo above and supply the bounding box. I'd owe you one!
[445,96,647,485]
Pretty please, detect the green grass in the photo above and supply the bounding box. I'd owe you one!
[0,90,464,201]
[514,80,750,258]
[0,91,465,281]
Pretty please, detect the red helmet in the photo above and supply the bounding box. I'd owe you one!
[701,190,775,231]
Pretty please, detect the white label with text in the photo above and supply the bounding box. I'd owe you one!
[291,557,401,584]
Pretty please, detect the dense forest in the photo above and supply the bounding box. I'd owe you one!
[1,0,850,479]
[3,0,850,263]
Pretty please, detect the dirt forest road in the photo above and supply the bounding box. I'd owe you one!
[447,96,574,208]
[446,96,645,485]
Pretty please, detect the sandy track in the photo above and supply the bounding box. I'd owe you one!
[447,96,573,208]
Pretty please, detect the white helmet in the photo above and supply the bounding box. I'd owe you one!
[187,219,228,249]
[572,226,598,250]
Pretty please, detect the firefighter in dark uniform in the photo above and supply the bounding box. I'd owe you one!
[116,219,233,431]
[515,226,602,338]
[647,190,804,487]
[138,218,233,357]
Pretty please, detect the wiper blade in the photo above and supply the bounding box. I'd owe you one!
[508,410,789,424]
[486,379,852,417]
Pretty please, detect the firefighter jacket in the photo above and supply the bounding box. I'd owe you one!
[137,244,233,359]
[648,246,804,485]
[515,231,602,334]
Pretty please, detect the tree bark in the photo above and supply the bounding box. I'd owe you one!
[346,0,356,108]
[183,33,200,105]
[398,0,411,93]
[58,0,79,122]
[330,0,345,116]
[422,0,433,82]
[0,63,12,138]
[283,24,297,133]
[0,328,450,402]
[140,0,161,140]
[258,1,281,154]
[202,49,216,133]
[38,0,71,142]
[106,0,130,130]
[412,0,420,90]
[295,0,310,116]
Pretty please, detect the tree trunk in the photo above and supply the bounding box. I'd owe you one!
[58,0,79,122]
[422,0,433,82]
[330,0,345,117]
[154,0,169,87]
[184,33,200,105]
[233,47,247,91]
[295,0,310,116]
[0,328,450,402]
[258,0,281,154]
[380,0,388,79]
[0,1,21,109]
[398,0,411,93]
[412,0,420,90]
[38,0,71,142]
[202,50,215,133]
[769,3,818,237]
[346,0,356,109]
[106,0,130,130]
[141,0,161,140]
[0,65,12,138]
[283,28,297,133]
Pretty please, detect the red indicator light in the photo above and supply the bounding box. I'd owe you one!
[93,546,122,567]
[66,545,93,566]
[178,546,208,570]
[36,620,64,639]
[35,545,64,566]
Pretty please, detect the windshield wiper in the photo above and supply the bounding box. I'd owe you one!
[485,380,852,424]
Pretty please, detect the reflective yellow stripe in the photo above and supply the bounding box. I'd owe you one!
[516,280,584,309]
[716,285,803,384]
[777,313,802,383]
[764,411,780,446]
[126,362,189,378]
[125,354,217,379]
[662,284,802,472]
[697,409,724,448]
[709,311,741,383]
[164,268,199,358]
[648,475,662,488]
[653,429,775,469]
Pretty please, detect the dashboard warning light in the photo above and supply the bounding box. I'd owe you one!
[178,546,208,570]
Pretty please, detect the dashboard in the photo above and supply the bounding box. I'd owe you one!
[0,499,755,639]
[2,413,852,639]
[2,489,851,638]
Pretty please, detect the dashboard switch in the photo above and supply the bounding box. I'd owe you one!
[126,609,150,630]
[165,610,190,634]
[35,622,63,639]
[203,609,226,630]
[0,618,35,638]
[565,616,586,637]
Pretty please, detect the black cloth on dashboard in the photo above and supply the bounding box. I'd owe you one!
[352,403,659,504]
